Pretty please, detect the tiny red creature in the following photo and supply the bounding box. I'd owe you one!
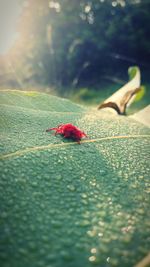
[46,123,87,144]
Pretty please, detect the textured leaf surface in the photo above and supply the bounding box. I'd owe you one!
[0,90,150,267]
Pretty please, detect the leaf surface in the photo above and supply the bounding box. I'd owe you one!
[0,90,150,267]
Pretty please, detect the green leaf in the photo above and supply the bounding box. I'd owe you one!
[134,85,146,102]
[128,66,139,81]
[0,90,150,267]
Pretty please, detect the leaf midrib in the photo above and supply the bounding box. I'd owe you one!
[1,134,150,160]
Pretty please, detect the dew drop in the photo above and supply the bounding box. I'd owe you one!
[67,184,76,191]
[89,255,96,262]
[91,248,97,254]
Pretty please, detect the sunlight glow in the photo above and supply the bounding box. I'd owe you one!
[112,0,126,7]
[0,0,21,54]
[112,1,117,7]
[85,5,91,13]
[49,1,61,12]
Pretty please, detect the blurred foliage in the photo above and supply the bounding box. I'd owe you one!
[69,83,149,115]
[69,85,117,105]
[1,0,150,92]
[71,88,99,101]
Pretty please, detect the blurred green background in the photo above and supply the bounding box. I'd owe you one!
[0,0,150,110]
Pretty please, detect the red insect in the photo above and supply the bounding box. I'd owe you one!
[46,123,87,144]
